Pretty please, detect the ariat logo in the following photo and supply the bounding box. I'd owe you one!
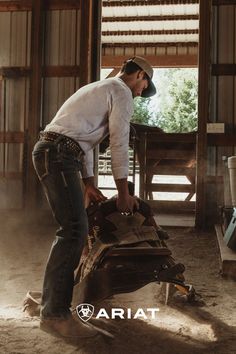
[76,303,94,322]
[76,304,159,322]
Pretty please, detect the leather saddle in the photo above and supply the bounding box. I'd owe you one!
[73,197,189,305]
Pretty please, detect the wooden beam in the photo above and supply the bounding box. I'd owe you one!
[102,55,198,68]
[140,132,196,143]
[0,131,25,143]
[195,0,211,229]
[212,64,236,76]
[0,1,31,11]
[106,68,120,78]
[102,29,199,36]
[213,0,236,4]
[147,149,196,160]
[102,15,199,22]
[0,0,81,11]
[26,0,45,209]
[146,183,195,192]
[103,1,199,6]
[0,67,30,78]
[207,133,236,146]
[0,172,23,179]
[90,0,102,82]
[79,0,91,87]
[147,200,196,212]
[102,42,198,48]
[43,65,80,77]
[148,166,196,176]
[45,0,80,10]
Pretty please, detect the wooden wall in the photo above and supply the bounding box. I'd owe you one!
[0,9,31,208]
[0,0,101,209]
[205,1,236,224]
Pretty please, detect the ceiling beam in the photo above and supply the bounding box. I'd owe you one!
[102,29,198,36]
[103,0,199,6]
[0,0,80,11]
[102,42,198,48]
[102,15,199,22]
[0,0,31,11]
[102,55,198,68]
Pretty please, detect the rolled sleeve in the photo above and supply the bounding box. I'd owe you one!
[108,88,133,179]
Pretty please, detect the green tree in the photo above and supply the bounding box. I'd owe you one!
[131,97,153,125]
[151,69,198,132]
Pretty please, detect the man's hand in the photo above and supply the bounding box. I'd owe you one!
[116,194,139,214]
[83,177,107,207]
[115,178,139,213]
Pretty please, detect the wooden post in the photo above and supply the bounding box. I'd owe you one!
[195,0,212,228]
[25,0,44,208]
[139,132,147,200]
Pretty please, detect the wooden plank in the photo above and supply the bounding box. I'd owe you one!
[206,176,223,183]
[103,42,198,49]
[102,29,199,36]
[79,0,91,86]
[215,224,236,280]
[0,1,32,11]
[146,183,195,193]
[212,64,236,75]
[0,131,24,143]
[213,0,236,5]
[139,132,147,200]
[90,0,102,82]
[0,172,22,179]
[45,0,80,10]
[103,0,199,6]
[148,166,196,176]
[0,0,81,11]
[1,66,83,78]
[0,66,30,78]
[26,0,44,208]
[147,200,196,212]
[207,133,236,146]
[195,0,211,228]
[90,0,102,185]
[102,15,199,22]
[102,54,198,68]
[43,65,80,77]
[147,149,196,160]
[142,132,196,143]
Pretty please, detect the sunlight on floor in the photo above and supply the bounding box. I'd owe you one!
[146,310,217,343]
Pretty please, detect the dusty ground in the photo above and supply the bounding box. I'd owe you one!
[0,212,236,354]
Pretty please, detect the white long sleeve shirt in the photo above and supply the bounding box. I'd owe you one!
[44,77,134,179]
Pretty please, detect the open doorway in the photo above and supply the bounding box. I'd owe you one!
[99,1,199,226]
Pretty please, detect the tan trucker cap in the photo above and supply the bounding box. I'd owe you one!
[130,56,156,98]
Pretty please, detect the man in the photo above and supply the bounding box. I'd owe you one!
[32,56,156,338]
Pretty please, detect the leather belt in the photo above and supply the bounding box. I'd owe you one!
[39,131,84,158]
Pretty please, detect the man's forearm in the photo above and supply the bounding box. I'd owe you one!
[115,178,129,196]
[82,176,95,187]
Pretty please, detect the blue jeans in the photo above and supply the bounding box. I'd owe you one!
[32,140,88,319]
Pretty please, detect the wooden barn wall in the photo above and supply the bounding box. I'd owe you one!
[0,10,31,208]
[42,9,81,127]
[0,0,101,210]
[208,3,236,215]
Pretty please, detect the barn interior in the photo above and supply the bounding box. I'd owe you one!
[0,1,236,353]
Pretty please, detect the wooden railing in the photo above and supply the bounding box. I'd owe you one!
[138,132,196,213]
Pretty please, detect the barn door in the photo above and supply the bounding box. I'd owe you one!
[0,0,102,210]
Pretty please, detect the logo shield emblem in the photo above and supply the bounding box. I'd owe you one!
[76,303,94,322]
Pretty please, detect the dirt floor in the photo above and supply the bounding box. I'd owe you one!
[0,212,236,354]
